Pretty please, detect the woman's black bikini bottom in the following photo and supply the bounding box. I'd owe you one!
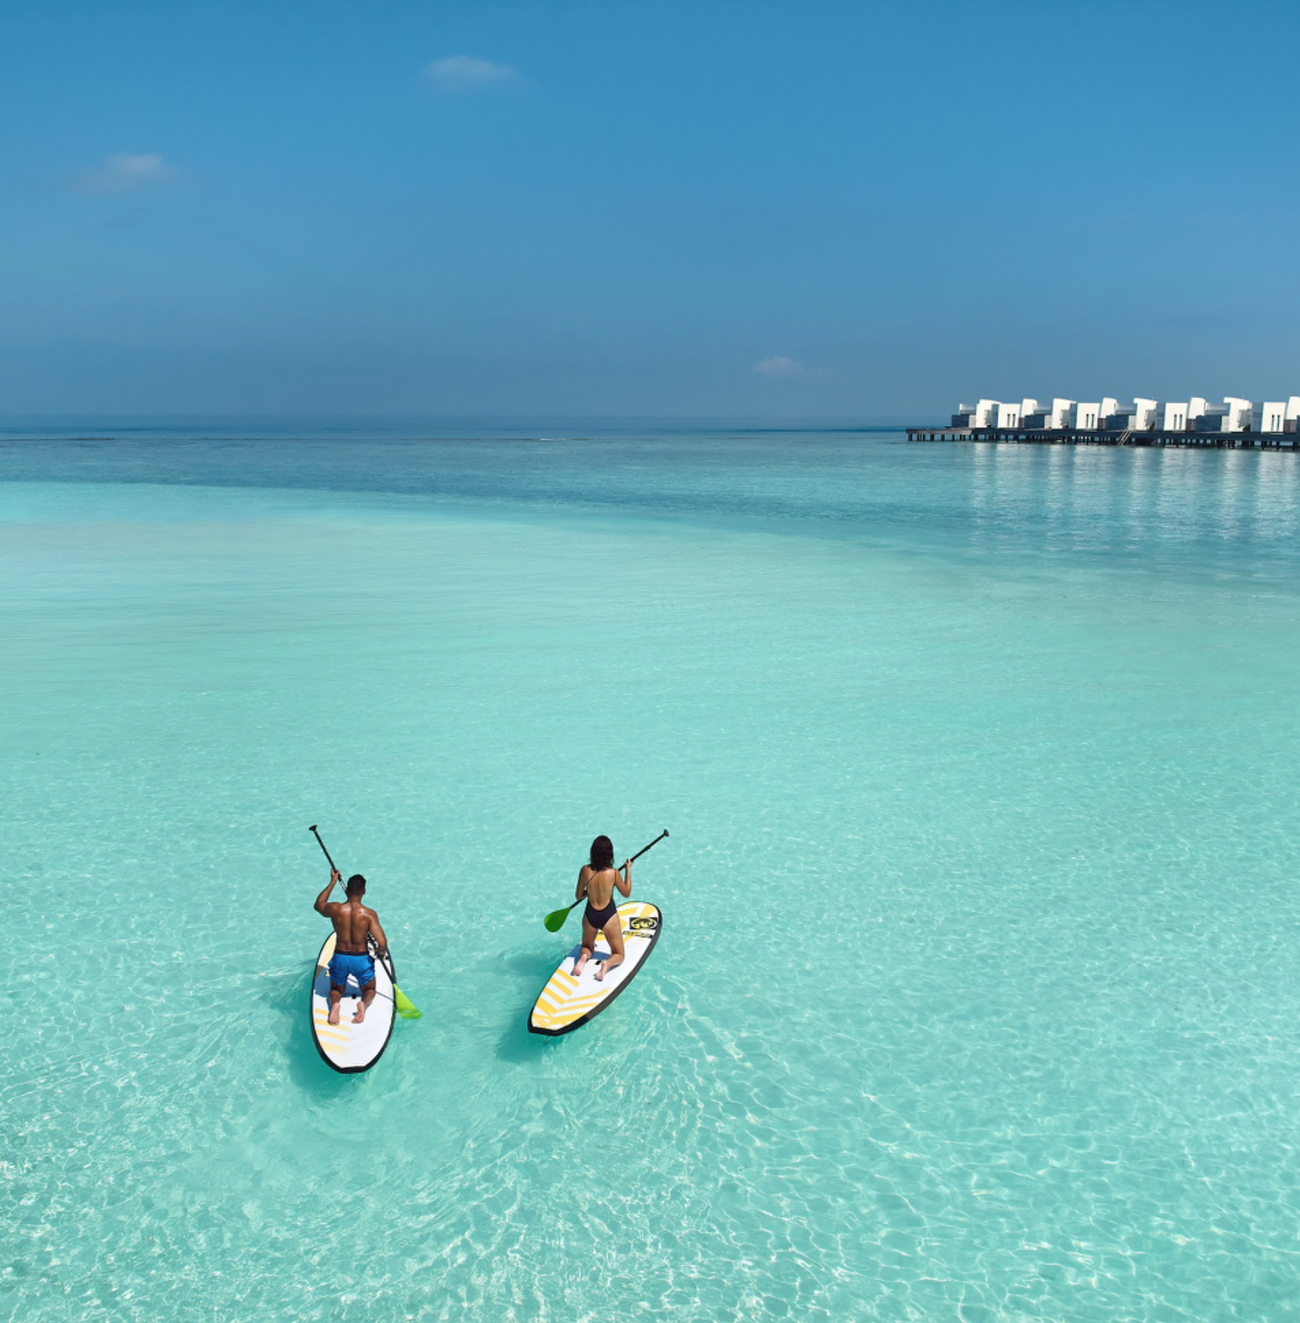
[584,899,619,930]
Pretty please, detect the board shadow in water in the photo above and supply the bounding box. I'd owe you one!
[263,960,367,1097]
[494,955,555,1063]
[498,946,580,981]
[494,942,583,1063]
[496,1011,557,1063]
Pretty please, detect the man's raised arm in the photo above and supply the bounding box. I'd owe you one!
[314,868,342,915]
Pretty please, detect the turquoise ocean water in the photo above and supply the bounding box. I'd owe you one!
[4,423,1300,1321]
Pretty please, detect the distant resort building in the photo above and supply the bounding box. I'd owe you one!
[916,394,1300,449]
[949,394,1300,434]
[1104,398,1158,431]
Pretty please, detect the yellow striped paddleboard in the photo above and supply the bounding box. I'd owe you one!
[310,933,397,1073]
[528,901,662,1036]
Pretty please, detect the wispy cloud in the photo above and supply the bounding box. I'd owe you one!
[753,355,804,377]
[752,355,834,380]
[425,55,517,93]
[70,153,177,195]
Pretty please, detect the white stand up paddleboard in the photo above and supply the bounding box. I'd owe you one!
[310,933,396,1073]
[528,901,662,1036]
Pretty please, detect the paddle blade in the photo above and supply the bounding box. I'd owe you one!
[544,907,571,932]
[393,985,422,1020]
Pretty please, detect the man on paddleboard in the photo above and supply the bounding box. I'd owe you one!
[572,836,632,982]
[314,869,389,1025]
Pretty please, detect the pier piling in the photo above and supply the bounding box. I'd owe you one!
[905,427,1300,451]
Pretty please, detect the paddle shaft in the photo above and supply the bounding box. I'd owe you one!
[308,825,399,987]
[559,829,669,917]
[309,824,338,874]
[629,830,670,865]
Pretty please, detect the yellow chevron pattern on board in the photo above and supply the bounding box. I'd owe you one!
[538,992,602,1016]
[312,1016,352,1043]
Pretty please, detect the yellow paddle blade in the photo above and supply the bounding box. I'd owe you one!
[393,985,422,1020]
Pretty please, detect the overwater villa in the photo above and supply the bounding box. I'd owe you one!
[915,395,1300,449]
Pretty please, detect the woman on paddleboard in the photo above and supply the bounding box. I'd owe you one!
[572,836,632,982]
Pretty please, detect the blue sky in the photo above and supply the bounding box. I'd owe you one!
[2,0,1299,418]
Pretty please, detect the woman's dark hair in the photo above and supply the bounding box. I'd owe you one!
[589,836,614,871]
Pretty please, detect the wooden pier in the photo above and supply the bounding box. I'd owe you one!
[907,426,1300,451]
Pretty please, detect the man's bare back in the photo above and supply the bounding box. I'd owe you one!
[325,897,383,954]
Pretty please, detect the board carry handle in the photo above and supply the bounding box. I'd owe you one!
[543,830,669,931]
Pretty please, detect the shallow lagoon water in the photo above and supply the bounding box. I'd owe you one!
[4,427,1300,1320]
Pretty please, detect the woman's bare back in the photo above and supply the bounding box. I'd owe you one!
[578,865,619,909]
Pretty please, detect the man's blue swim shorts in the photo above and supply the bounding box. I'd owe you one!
[328,950,375,991]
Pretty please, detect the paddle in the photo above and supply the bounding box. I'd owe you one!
[308,825,422,1020]
[544,830,669,931]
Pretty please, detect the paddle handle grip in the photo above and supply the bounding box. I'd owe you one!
[309,825,340,875]
[628,829,668,864]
